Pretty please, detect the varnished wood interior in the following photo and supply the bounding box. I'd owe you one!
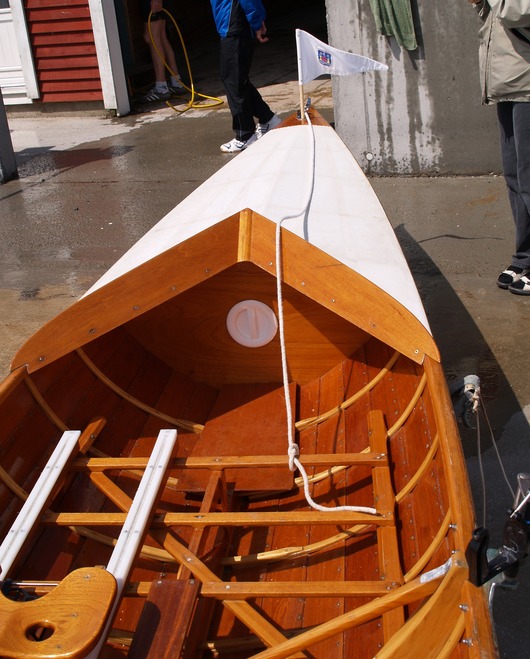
[0,318,494,657]
[126,262,369,388]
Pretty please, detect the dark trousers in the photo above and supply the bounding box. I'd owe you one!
[497,101,530,268]
[220,32,273,141]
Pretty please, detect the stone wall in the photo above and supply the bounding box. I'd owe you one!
[326,0,499,174]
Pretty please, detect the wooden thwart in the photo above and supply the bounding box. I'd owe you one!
[43,510,388,527]
[72,451,387,471]
[201,580,396,599]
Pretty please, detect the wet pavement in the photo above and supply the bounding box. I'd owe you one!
[2,20,530,656]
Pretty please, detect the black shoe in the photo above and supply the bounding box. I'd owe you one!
[497,265,526,289]
[140,86,171,102]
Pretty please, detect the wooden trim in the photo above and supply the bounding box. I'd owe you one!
[68,525,176,565]
[9,0,39,99]
[368,410,404,641]
[437,613,466,659]
[13,213,438,374]
[423,356,496,654]
[0,365,26,408]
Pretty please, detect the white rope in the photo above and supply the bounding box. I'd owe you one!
[475,390,515,528]
[275,110,377,516]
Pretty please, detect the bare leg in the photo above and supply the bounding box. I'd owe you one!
[143,19,179,83]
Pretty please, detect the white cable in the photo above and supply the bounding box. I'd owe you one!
[479,392,515,499]
[275,110,377,516]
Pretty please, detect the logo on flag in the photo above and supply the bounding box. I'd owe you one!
[296,29,388,85]
[318,50,332,67]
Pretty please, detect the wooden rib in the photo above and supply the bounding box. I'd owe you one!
[395,434,440,504]
[75,348,204,434]
[44,510,389,527]
[404,508,453,583]
[0,418,106,501]
[201,581,395,599]
[295,351,400,431]
[22,375,69,431]
[68,526,177,564]
[0,466,28,501]
[386,372,427,438]
[222,524,374,566]
[0,366,27,406]
[251,557,462,659]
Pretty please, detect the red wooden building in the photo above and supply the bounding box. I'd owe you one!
[1,0,130,115]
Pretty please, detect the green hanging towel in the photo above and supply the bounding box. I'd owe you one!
[368,0,418,51]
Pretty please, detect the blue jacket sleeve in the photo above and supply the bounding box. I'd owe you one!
[239,0,266,32]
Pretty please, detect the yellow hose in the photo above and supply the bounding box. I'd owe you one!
[148,9,224,113]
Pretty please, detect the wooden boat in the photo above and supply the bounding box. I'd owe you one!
[0,108,496,658]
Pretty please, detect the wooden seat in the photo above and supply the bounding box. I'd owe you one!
[0,567,116,659]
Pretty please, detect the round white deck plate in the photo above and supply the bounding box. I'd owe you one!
[226,300,278,347]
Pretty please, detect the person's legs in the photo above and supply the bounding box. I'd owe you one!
[513,102,530,263]
[497,102,530,269]
[157,20,181,83]
[237,35,274,125]
[220,35,256,140]
[143,18,168,84]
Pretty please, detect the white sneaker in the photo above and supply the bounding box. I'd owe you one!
[220,133,257,153]
[255,114,282,139]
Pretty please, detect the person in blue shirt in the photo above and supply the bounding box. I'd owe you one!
[210,0,281,152]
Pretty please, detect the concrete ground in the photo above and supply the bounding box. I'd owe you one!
[2,25,530,656]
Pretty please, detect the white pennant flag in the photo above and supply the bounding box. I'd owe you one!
[296,29,388,85]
